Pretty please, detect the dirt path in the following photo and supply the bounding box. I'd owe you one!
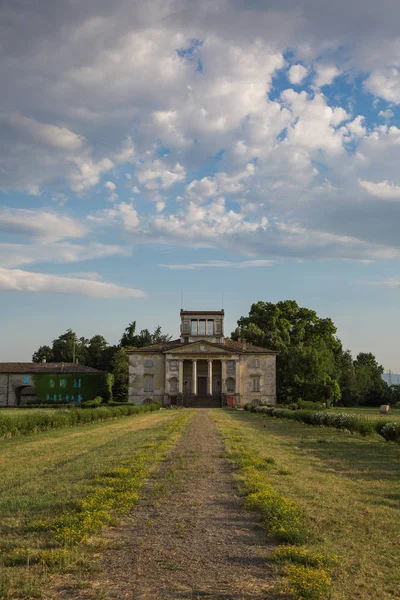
[50,410,276,600]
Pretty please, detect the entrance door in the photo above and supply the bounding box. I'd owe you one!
[197,376,207,395]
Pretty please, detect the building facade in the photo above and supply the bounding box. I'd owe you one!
[0,362,110,406]
[128,310,277,407]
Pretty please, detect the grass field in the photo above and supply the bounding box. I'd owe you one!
[214,409,400,600]
[330,406,400,421]
[0,409,192,599]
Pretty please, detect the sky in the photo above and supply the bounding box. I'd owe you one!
[1,0,400,370]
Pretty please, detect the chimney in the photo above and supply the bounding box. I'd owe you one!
[41,357,46,364]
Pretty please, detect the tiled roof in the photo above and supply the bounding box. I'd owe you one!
[128,338,276,354]
[0,363,103,374]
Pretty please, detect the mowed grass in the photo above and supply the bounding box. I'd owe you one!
[214,409,400,600]
[0,409,192,598]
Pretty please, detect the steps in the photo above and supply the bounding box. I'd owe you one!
[181,395,222,408]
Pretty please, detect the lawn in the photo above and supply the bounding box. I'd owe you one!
[0,408,192,599]
[214,409,400,600]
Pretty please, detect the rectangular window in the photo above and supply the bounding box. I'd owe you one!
[53,394,57,401]
[50,379,55,388]
[253,358,260,368]
[170,360,178,371]
[73,378,77,388]
[252,377,260,392]
[191,320,198,335]
[198,320,206,335]
[145,358,153,368]
[207,320,214,335]
[227,360,235,372]
[78,378,82,388]
[227,378,235,393]
[170,378,178,393]
[144,376,153,392]
[77,394,82,403]
[60,378,66,388]
[215,320,222,334]
[23,375,30,385]
[183,321,191,333]
[46,394,50,400]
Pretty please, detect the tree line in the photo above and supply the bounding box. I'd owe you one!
[32,301,394,406]
[32,322,172,401]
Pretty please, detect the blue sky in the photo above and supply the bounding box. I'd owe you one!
[1,0,400,370]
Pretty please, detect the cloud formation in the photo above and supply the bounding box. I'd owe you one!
[0,268,145,298]
[1,0,400,265]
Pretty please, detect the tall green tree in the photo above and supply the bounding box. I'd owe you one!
[112,347,129,401]
[87,335,109,369]
[233,300,341,404]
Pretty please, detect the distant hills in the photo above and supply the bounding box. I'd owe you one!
[383,373,400,385]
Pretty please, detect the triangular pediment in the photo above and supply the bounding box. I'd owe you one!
[166,341,233,355]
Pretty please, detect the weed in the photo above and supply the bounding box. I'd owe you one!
[287,565,332,600]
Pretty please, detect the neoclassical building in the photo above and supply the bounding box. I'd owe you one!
[127,310,277,407]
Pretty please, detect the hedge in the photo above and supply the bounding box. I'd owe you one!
[0,404,160,439]
[246,405,400,443]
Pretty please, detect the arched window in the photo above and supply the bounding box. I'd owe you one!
[169,377,178,393]
[226,378,235,393]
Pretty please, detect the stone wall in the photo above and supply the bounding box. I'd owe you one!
[128,353,165,404]
[0,373,36,406]
[238,354,276,405]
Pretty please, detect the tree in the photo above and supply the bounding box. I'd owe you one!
[233,301,341,403]
[87,335,109,369]
[32,345,54,363]
[120,321,137,348]
[353,352,387,406]
[112,347,129,401]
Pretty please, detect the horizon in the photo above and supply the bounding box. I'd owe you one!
[1,1,400,371]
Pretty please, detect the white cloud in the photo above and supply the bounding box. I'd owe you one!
[0,268,145,298]
[137,160,186,190]
[347,116,366,138]
[359,179,400,200]
[104,181,116,191]
[379,109,394,121]
[288,64,308,85]
[314,64,341,87]
[365,68,400,103]
[0,242,130,268]
[159,259,274,269]
[0,208,86,242]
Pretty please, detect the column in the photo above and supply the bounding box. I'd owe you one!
[221,360,227,394]
[208,359,213,395]
[178,359,184,394]
[192,359,197,395]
